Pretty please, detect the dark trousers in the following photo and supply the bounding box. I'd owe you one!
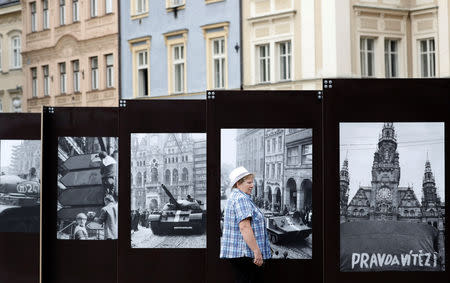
[228,257,265,283]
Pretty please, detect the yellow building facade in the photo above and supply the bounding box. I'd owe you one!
[22,0,119,112]
[0,0,23,112]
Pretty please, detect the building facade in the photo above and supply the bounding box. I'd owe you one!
[193,140,207,205]
[7,140,41,176]
[22,0,119,112]
[264,128,284,211]
[120,0,241,100]
[0,0,23,112]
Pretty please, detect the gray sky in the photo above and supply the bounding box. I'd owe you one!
[340,122,445,203]
[0,140,23,168]
[221,129,237,167]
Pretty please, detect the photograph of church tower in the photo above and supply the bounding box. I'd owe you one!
[339,122,445,271]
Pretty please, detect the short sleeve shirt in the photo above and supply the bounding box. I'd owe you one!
[220,189,272,259]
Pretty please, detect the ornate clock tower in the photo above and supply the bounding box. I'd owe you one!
[370,123,401,220]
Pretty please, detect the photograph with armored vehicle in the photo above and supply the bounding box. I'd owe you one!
[130,133,207,248]
[221,128,313,259]
[0,139,41,233]
[56,137,118,240]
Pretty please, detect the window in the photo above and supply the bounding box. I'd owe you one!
[11,36,21,68]
[287,147,298,165]
[91,0,98,17]
[278,136,282,151]
[136,0,147,14]
[59,62,66,94]
[419,38,435,78]
[267,140,270,153]
[302,144,312,165]
[105,0,112,13]
[271,164,275,179]
[137,50,148,96]
[173,44,184,93]
[91,57,98,90]
[31,2,37,32]
[257,44,270,83]
[106,54,114,88]
[384,39,398,78]
[73,0,79,22]
[278,41,291,81]
[43,0,49,29]
[59,0,65,25]
[31,68,37,97]
[212,38,225,89]
[169,0,184,7]
[360,38,375,77]
[277,163,281,179]
[272,138,275,152]
[266,164,269,176]
[73,60,80,92]
[43,65,49,96]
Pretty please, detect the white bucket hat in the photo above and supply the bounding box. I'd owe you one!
[229,166,252,190]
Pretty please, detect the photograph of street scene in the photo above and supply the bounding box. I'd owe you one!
[130,133,206,249]
[0,140,40,233]
[221,129,313,259]
[340,123,445,271]
[57,137,118,240]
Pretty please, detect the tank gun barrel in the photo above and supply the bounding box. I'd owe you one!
[160,184,182,210]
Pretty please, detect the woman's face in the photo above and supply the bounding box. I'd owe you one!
[237,176,254,195]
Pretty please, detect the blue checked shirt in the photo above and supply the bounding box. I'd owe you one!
[220,189,272,259]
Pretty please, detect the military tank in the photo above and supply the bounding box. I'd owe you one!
[265,214,312,244]
[0,175,40,232]
[148,184,206,235]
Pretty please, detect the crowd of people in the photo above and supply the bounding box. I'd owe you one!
[130,209,152,232]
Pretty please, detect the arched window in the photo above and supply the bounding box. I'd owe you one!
[359,209,364,216]
[165,169,171,184]
[11,35,21,68]
[353,209,358,216]
[151,167,158,183]
[173,169,178,184]
[137,172,142,187]
[182,168,188,181]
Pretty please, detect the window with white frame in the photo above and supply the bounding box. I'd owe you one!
[137,50,148,96]
[31,2,37,32]
[360,38,375,77]
[287,146,298,165]
[31,67,37,97]
[43,65,49,96]
[278,41,291,81]
[11,36,21,68]
[59,62,66,94]
[212,37,225,89]
[384,39,398,78]
[73,60,80,92]
[173,44,184,93]
[73,0,79,22]
[419,38,435,78]
[257,44,270,83]
[106,54,114,88]
[105,0,112,13]
[169,0,184,8]
[91,0,98,17]
[91,57,98,90]
[302,144,312,165]
[43,0,49,29]
[59,0,65,25]
[136,0,147,14]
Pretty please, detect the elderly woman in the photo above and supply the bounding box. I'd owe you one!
[220,167,271,282]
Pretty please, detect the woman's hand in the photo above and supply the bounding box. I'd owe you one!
[253,249,263,266]
[239,218,264,266]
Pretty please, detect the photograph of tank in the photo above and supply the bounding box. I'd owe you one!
[221,129,313,259]
[130,133,207,249]
[0,140,41,233]
[56,137,118,240]
[340,123,445,271]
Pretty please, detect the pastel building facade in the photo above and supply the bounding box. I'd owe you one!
[0,0,23,112]
[22,0,119,112]
[120,0,241,100]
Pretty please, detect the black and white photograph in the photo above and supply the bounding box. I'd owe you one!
[130,133,207,248]
[56,137,118,240]
[221,129,313,259]
[339,122,445,271]
[0,140,40,233]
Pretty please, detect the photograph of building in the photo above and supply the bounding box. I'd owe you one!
[130,133,206,249]
[21,0,119,112]
[0,139,40,232]
[340,122,445,271]
[221,128,313,259]
[57,136,118,240]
